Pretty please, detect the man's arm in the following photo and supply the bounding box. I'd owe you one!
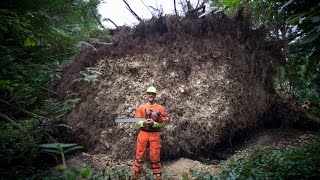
[134,105,144,118]
[134,106,144,127]
[152,121,163,128]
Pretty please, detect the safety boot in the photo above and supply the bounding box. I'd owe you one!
[154,173,161,180]
[132,171,141,180]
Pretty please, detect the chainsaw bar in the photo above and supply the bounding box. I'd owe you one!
[114,118,146,123]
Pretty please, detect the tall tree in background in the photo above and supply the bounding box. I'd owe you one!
[283,1,320,109]
[0,0,104,115]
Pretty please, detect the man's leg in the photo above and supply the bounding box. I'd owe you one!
[133,131,148,179]
[149,132,161,179]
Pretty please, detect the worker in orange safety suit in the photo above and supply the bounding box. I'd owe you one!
[132,86,171,180]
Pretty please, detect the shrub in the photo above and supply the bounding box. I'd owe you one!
[217,137,320,179]
[0,122,40,178]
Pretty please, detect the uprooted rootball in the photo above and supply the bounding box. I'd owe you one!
[53,11,301,160]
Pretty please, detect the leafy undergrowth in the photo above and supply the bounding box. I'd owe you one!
[0,119,41,179]
[2,118,319,180]
[191,135,320,180]
[42,134,320,180]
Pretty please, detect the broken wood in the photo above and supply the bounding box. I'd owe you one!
[104,18,118,28]
[0,98,47,120]
[122,0,142,22]
[0,113,27,132]
[174,0,178,16]
[188,5,206,13]
[40,86,61,97]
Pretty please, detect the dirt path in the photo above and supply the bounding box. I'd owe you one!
[67,153,221,179]
[163,158,221,178]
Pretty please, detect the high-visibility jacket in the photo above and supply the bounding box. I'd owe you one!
[134,103,168,128]
[133,103,168,177]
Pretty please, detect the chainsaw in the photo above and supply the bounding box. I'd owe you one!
[114,117,146,124]
[114,113,171,124]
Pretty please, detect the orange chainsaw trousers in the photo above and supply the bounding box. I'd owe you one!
[133,130,161,175]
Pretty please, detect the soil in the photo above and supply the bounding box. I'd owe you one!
[53,13,290,161]
[51,10,319,179]
[66,128,317,178]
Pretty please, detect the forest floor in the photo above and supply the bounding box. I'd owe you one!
[67,128,317,179]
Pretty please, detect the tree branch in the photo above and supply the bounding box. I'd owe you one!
[0,113,27,132]
[188,5,206,13]
[0,99,47,120]
[104,18,118,28]
[40,87,61,97]
[140,0,154,17]
[122,0,142,22]
[174,0,178,16]
[91,8,106,29]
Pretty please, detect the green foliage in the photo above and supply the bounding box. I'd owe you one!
[0,1,108,179]
[44,167,91,180]
[60,98,82,112]
[212,0,287,34]
[39,143,84,169]
[38,137,320,180]
[211,0,320,117]
[44,165,130,180]
[0,116,83,179]
[0,122,41,178]
[281,1,320,111]
[213,0,246,15]
[283,1,320,45]
[190,169,218,180]
[188,137,320,180]
[39,93,81,116]
[72,67,101,83]
[0,124,39,165]
[45,165,177,180]
[0,0,105,114]
[107,166,132,179]
[215,138,320,179]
